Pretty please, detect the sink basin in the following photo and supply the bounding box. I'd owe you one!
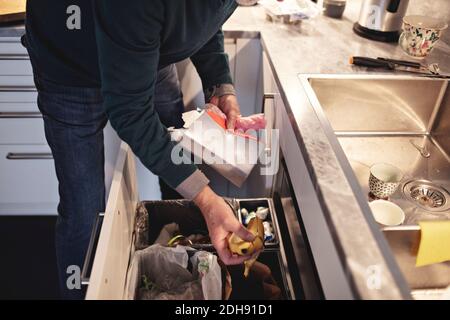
[305,75,450,299]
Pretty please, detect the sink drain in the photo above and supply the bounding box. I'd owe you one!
[403,180,450,212]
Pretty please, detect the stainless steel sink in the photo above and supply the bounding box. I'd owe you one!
[305,75,450,299]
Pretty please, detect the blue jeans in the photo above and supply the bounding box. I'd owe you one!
[35,64,184,299]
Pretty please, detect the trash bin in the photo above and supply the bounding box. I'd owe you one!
[131,199,288,300]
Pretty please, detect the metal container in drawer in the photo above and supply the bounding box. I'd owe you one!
[0,144,57,215]
[237,198,279,247]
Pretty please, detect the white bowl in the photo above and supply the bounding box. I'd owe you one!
[370,163,403,183]
[369,200,405,226]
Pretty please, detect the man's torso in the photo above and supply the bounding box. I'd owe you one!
[25,0,237,88]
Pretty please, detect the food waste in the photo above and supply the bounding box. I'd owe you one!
[241,207,275,242]
[228,217,265,277]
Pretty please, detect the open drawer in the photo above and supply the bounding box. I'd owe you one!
[84,143,293,300]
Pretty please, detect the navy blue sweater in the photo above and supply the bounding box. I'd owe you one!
[26,0,237,191]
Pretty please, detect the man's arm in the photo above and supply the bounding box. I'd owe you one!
[190,29,233,89]
[191,29,241,129]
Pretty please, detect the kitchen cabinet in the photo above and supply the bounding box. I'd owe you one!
[0,36,121,215]
[0,58,32,75]
[0,144,57,215]
[0,118,47,144]
[0,39,56,215]
[234,38,262,116]
[0,37,27,55]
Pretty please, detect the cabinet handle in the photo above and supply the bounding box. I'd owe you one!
[0,54,29,60]
[6,152,53,160]
[262,93,276,154]
[0,112,42,119]
[262,93,275,113]
[81,212,105,285]
[0,86,36,92]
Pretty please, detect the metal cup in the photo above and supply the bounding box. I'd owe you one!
[369,163,404,199]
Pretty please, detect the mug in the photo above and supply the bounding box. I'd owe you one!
[369,163,403,199]
[399,15,448,58]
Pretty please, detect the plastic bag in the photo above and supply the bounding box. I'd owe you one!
[126,244,222,300]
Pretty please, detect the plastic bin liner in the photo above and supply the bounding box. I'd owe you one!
[125,244,222,300]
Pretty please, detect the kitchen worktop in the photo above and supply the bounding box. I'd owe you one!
[223,1,450,74]
[223,1,450,300]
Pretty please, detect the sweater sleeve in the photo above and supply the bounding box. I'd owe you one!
[93,0,208,197]
[190,29,234,90]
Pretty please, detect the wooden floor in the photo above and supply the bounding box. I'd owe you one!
[0,216,59,299]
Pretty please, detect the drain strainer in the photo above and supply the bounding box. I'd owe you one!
[403,180,450,212]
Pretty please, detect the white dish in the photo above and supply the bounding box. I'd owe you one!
[369,200,405,227]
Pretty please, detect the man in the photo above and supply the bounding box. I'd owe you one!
[25,0,253,299]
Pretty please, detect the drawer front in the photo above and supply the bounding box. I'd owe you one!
[0,102,39,113]
[0,75,34,87]
[0,117,46,144]
[0,144,58,213]
[0,88,40,115]
[0,40,28,56]
[0,90,37,103]
[0,59,33,76]
[85,143,138,299]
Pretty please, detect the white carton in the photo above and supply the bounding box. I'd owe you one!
[172,110,264,187]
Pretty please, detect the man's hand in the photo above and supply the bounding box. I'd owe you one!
[194,186,254,265]
[210,94,241,130]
